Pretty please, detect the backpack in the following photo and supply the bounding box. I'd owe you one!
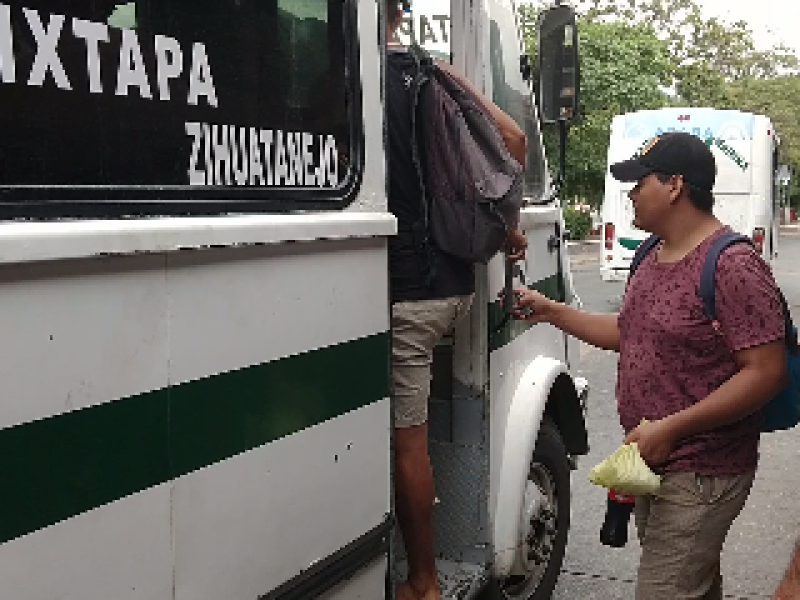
[406,44,524,264]
[629,231,800,432]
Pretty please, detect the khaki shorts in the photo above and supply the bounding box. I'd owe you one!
[391,295,473,429]
[634,470,756,600]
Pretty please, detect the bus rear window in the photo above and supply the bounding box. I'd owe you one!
[0,0,359,215]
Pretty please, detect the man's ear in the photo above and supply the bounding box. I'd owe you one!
[670,174,686,203]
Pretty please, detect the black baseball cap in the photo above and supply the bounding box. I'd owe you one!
[610,132,716,192]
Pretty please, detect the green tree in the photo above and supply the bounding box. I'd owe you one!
[520,7,673,205]
[521,0,800,206]
[571,0,798,104]
[564,20,672,203]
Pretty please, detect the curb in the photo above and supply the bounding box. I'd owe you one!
[566,239,601,247]
[569,256,599,266]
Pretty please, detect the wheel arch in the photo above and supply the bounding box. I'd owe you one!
[544,373,589,457]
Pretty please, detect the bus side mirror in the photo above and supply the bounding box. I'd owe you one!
[537,5,579,124]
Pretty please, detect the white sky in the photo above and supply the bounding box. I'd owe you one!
[695,0,799,53]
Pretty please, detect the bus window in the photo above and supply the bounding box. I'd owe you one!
[0,0,359,216]
[399,2,547,203]
[396,0,450,61]
[488,15,547,203]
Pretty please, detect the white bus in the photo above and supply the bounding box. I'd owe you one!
[0,2,587,599]
[600,108,781,282]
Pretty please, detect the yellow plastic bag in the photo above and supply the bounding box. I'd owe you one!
[589,442,661,495]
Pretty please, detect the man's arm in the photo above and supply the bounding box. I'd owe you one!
[434,59,527,169]
[664,340,787,435]
[650,248,789,447]
[548,303,621,352]
[625,339,787,466]
[774,540,800,600]
[513,290,621,352]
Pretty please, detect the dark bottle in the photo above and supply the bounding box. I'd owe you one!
[599,490,636,547]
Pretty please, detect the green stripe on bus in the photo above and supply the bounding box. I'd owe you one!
[618,237,643,251]
[489,273,565,351]
[0,332,390,545]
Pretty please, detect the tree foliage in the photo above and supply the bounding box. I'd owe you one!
[560,20,673,201]
[573,0,797,81]
[723,76,800,201]
[520,0,800,207]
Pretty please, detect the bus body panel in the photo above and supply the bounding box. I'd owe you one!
[172,400,390,600]
[0,235,391,600]
[0,483,174,600]
[318,557,389,599]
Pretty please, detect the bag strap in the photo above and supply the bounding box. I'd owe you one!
[780,295,799,355]
[626,229,798,354]
[407,44,433,231]
[698,231,798,353]
[698,231,752,322]
[627,234,661,282]
[403,44,438,286]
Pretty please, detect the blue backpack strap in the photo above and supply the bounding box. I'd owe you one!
[696,231,799,434]
[698,231,752,322]
[777,292,799,354]
[698,232,796,350]
[628,234,661,281]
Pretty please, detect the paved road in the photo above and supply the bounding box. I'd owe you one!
[547,229,800,600]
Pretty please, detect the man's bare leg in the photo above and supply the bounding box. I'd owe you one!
[773,540,800,600]
[395,422,441,600]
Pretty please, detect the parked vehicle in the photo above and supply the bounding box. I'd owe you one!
[601,108,781,281]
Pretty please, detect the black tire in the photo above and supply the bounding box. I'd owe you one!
[488,417,571,600]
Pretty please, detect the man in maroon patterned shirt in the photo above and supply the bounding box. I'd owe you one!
[513,132,788,599]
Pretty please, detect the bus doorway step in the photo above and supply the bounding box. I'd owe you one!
[395,559,488,600]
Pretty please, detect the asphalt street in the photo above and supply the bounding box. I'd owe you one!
[547,228,800,600]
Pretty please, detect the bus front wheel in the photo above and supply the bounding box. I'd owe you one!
[489,417,571,600]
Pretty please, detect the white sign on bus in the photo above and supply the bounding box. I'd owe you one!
[0,3,218,107]
[185,123,340,188]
